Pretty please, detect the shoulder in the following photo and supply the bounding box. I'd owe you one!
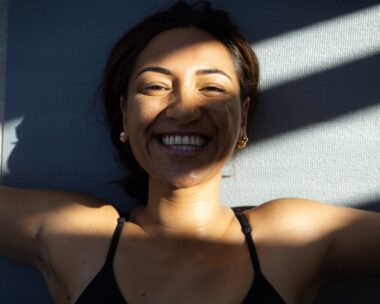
[240,198,332,299]
[242,197,319,222]
[243,198,342,244]
[244,197,371,238]
[38,189,121,251]
[245,197,328,225]
[243,198,380,277]
[243,198,335,267]
[0,186,120,264]
[35,190,121,258]
[33,190,121,246]
[36,190,122,299]
[41,190,120,226]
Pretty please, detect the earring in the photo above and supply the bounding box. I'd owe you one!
[236,135,248,149]
[120,131,128,143]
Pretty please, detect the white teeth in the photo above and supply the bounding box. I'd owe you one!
[183,136,189,145]
[171,145,196,151]
[161,135,207,147]
[174,135,181,145]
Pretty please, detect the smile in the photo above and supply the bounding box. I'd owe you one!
[156,134,210,151]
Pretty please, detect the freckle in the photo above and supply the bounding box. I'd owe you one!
[141,292,145,297]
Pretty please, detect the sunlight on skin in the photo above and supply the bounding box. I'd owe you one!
[120,27,250,239]
[0,5,379,304]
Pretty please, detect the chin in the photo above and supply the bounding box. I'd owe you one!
[164,175,202,189]
[157,168,220,190]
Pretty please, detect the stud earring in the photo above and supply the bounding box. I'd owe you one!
[236,135,248,149]
[120,131,128,143]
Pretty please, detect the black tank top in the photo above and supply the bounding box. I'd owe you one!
[75,209,286,303]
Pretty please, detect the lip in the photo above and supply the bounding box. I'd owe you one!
[153,130,213,137]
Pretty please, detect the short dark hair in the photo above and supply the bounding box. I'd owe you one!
[102,0,259,204]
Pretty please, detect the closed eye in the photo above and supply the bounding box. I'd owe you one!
[143,84,168,91]
[200,85,226,95]
[138,83,171,95]
[203,86,224,92]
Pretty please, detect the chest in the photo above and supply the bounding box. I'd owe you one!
[112,238,255,304]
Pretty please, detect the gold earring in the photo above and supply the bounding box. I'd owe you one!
[120,131,128,143]
[236,135,248,149]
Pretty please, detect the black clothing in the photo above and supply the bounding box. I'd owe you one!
[75,209,286,303]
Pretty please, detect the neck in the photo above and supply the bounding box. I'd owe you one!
[138,174,232,239]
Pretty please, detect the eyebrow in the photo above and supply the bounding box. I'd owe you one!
[195,68,233,82]
[135,66,173,78]
[135,66,233,82]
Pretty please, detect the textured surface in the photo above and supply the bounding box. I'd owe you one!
[1,0,379,303]
[0,0,7,179]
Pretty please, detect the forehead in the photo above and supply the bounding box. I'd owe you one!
[131,27,238,80]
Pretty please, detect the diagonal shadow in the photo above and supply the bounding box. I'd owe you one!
[248,52,380,142]
[1,1,380,304]
[215,0,380,42]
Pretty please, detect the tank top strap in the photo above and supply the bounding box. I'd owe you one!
[233,209,262,275]
[104,212,129,266]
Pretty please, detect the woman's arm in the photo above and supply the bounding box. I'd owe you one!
[0,186,104,267]
[246,198,380,302]
[256,199,380,279]
[322,202,380,278]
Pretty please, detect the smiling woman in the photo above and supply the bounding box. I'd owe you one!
[0,1,380,304]
[122,27,247,192]
[102,1,258,204]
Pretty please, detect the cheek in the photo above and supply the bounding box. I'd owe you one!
[125,99,160,134]
[213,99,241,136]
[124,101,152,168]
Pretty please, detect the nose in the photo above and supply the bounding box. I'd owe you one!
[165,90,202,124]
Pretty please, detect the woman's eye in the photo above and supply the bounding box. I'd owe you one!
[145,85,166,91]
[139,84,171,95]
[200,86,226,94]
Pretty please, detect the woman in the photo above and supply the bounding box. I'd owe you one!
[0,1,379,303]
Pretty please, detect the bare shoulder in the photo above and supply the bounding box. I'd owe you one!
[32,189,121,300]
[7,187,120,239]
[0,186,119,263]
[240,198,336,256]
[240,199,337,301]
[25,188,121,266]
[247,197,325,214]
[0,186,122,300]
[36,188,120,229]
[243,198,380,292]
[245,197,378,237]
[245,198,327,230]
[243,197,362,247]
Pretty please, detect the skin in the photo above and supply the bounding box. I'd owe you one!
[121,27,248,239]
[0,27,379,304]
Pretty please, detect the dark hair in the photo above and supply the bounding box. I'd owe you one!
[103,0,259,204]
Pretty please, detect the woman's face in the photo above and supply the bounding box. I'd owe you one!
[123,27,249,189]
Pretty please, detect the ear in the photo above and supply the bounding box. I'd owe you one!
[240,97,250,137]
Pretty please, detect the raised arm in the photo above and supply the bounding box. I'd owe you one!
[246,198,380,302]
[257,199,380,279]
[0,186,104,266]
[321,202,380,278]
